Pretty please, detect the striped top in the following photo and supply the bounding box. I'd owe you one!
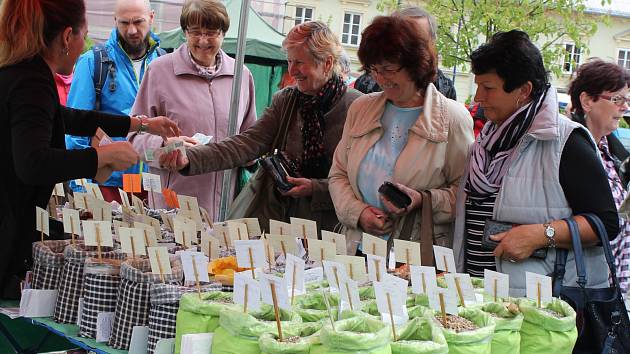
[465,193,498,277]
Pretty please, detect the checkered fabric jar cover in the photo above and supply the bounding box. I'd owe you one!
[31,240,71,290]
[78,258,123,338]
[147,282,222,354]
[53,242,124,324]
[108,257,183,350]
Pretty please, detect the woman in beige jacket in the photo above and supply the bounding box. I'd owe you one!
[328,15,474,257]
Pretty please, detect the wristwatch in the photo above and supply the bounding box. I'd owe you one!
[543,222,556,248]
[132,114,149,134]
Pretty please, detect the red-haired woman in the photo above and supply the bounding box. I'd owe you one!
[328,15,474,257]
[0,0,178,298]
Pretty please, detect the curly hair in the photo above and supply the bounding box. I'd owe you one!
[358,15,437,91]
[282,21,343,76]
[568,59,629,116]
[470,30,548,98]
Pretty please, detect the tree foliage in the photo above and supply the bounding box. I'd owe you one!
[378,0,611,77]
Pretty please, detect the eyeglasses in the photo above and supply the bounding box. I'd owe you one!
[599,94,630,107]
[369,65,403,78]
[186,28,223,40]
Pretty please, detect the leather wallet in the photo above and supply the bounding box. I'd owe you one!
[378,181,411,209]
[482,220,548,259]
[260,150,299,193]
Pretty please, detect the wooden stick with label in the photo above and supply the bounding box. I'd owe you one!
[248,247,256,279]
[192,256,201,299]
[375,258,381,282]
[537,282,541,308]
[493,278,498,303]
[143,229,149,255]
[454,277,465,307]
[182,231,187,250]
[222,232,229,248]
[345,282,354,311]
[387,293,397,341]
[280,240,287,258]
[130,236,136,260]
[421,273,426,294]
[302,224,309,254]
[443,255,449,273]
[406,248,410,265]
[244,283,249,313]
[70,216,76,246]
[270,282,283,342]
[156,250,165,283]
[439,292,447,327]
[265,241,272,273]
[291,263,297,305]
[95,224,102,262]
[349,263,354,280]
[333,267,341,290]
[40,213,44,243]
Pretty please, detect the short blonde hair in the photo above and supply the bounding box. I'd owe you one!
[180,0,229,33]
[282,21,342,75]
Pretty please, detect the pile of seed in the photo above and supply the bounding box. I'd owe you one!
[541,308,564,318]
[437,315,479,332]
[282,336,301,343]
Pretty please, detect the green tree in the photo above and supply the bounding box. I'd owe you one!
[378,0,610,77]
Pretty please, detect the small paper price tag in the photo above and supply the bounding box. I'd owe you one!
[374,280,408,325]
[135,215,161,238]
[308,239,336,262]
[118,188,131,208]
[178,195,203,229]
[367,254,387,282]
[173,216,197,249]
[259,274,290,310]
[53,183,65,197]
[339,278,361,312]
[201,232,220,260]
[234,271,261,312]
[35,206,49,236]
[284,254,306,297]
[234,240,266,269]
[322,260,348,292]
[484,269,510,301]
[444,273,477,306]
[410,265,437,295]
[199,207,212,228]
[335,255,368,283]
[525,272,552,306]
[131,195,145,215]
[362,233,387,258]
[141,173,162,192]
[230,218,262,237]
[428,287,458,315]
[91,199,112,222]
[212,222,231,247]
[228,221,249,243]
[433,246,456,273]
[269,219,291,235]
[148,247,172,275]
[85,183,104,200]
[133,222,159,245]
[393,239,421,265]
[122,174,142,193]
[83,221,114,247]
[267,234,299,258]
[321,230,347,255]
[95,312,114,342]
[382,273,408,296]
[62,208,82,236]
[119,227,147,256]
[289,217,318,239]
[180,251,209,283]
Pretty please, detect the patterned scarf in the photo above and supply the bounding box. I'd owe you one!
[465,85,550,202]
[298,74,347,178]
[190,51,222,80]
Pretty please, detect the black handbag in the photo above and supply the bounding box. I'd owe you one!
[553,214,630,354]
[260,149,300,193]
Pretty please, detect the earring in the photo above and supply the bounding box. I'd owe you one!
[64,47,69,56]
[516,97,522,108]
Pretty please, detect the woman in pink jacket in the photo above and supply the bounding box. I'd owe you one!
[129,0,257,220]
[328,16,474,257]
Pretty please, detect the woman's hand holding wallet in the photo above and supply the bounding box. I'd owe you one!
[380,182,423,217]
[359,206,393,236]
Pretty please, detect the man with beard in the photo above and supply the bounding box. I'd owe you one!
[66,0,165,201]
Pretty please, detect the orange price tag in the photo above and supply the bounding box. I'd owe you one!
[162,188,179,209]
[123,174,142,193]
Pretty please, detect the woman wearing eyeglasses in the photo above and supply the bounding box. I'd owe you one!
[567,59,630,294]
[328,16,474,257]
[129,0,257,219]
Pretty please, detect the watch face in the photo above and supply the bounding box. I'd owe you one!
[545,228,554,237]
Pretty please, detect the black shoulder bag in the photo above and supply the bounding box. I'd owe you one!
[553,214,630,353]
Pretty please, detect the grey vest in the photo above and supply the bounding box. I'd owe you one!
[453,114,609,297]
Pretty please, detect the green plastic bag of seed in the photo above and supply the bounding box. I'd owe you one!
[517,298,577,354]
[390,316,448,354]
[258,322,322,354]
[211,304,303,354]
[294,292,339,322]
[174,291,236,354]
[312,316,392,354]
[478,302,523,354]
[432,307,496,354]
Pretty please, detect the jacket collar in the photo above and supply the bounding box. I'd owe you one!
[348,83,449,142]
[522,86,561,141]
[107,28,161,57]
[172,43,234,78]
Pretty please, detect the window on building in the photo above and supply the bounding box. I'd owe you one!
[619,49,630,70]
[342,12,361,46]
[563,43,582,73]
[294,6,313,26]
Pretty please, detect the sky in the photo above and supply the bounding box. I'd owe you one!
[586,0,630,14]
